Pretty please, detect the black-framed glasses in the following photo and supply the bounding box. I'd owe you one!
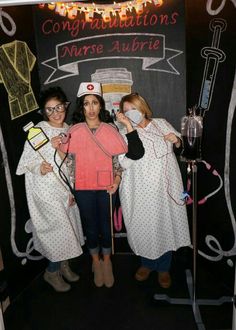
[45,102,70,116]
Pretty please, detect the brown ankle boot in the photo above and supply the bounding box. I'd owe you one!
[158,272,171,288]
[102,259,114,288]
[135,267,151,281]
[43,270,71,292]
[92,260,104,287]
[60,260,80,282]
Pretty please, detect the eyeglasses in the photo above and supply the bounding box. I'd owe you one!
[45,102,70,116]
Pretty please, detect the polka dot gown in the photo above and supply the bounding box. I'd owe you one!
[16,121,84,262]
[119,119,191,260]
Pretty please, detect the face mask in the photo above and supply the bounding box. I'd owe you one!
[125,109,143,126]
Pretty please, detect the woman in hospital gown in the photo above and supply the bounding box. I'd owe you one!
[16,86,84,292]
[117,93,190,288]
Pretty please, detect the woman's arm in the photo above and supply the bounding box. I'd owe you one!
[125,130,145,160]
[116,112,145,160]
[106,156,122,194]
[164,133,182,147]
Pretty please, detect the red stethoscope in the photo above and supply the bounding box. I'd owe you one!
[182,160,223,205]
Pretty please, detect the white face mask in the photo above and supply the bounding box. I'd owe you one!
[125,109,143,126]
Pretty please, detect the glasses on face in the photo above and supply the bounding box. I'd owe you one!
[45,102,70,116]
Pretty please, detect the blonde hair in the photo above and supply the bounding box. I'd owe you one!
[119,93,152,119]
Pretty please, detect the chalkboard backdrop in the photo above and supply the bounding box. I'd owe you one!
[33,0,186,129]
[1,0,235,304]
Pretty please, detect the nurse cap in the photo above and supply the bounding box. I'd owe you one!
[77,82,102,98]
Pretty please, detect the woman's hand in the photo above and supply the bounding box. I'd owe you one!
[40,161,53,175]
[116,111,134,133]
[164,133,181,148]
[68,194,76,206]
[51,136,66,159]
[107,174,122,194]
[51,135,62,149]
[107,183,119,194]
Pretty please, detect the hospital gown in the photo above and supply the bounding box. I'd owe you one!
[16,121,84,262]
[119,118,191,259]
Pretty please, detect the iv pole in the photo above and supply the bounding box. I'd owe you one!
[191,160,198,309]
[154,158,232,330]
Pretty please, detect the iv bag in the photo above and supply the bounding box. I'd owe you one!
[180,112,203,161]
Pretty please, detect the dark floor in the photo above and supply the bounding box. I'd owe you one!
[3,250,233,330]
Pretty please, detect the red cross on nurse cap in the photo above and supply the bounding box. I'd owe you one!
[77,82,102,98]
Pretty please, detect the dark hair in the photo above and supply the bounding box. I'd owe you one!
[39,86,68,121]
[72,94,114,124]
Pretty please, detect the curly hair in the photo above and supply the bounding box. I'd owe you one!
[39,86,68,121]
[72,94,114,124]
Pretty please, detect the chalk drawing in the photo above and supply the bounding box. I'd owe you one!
[42,33,183,84]
[0,8,16,37]
[206,0,236,15]
[194,18,236,262]
[0,40,38,120]
[0,123,43,263]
